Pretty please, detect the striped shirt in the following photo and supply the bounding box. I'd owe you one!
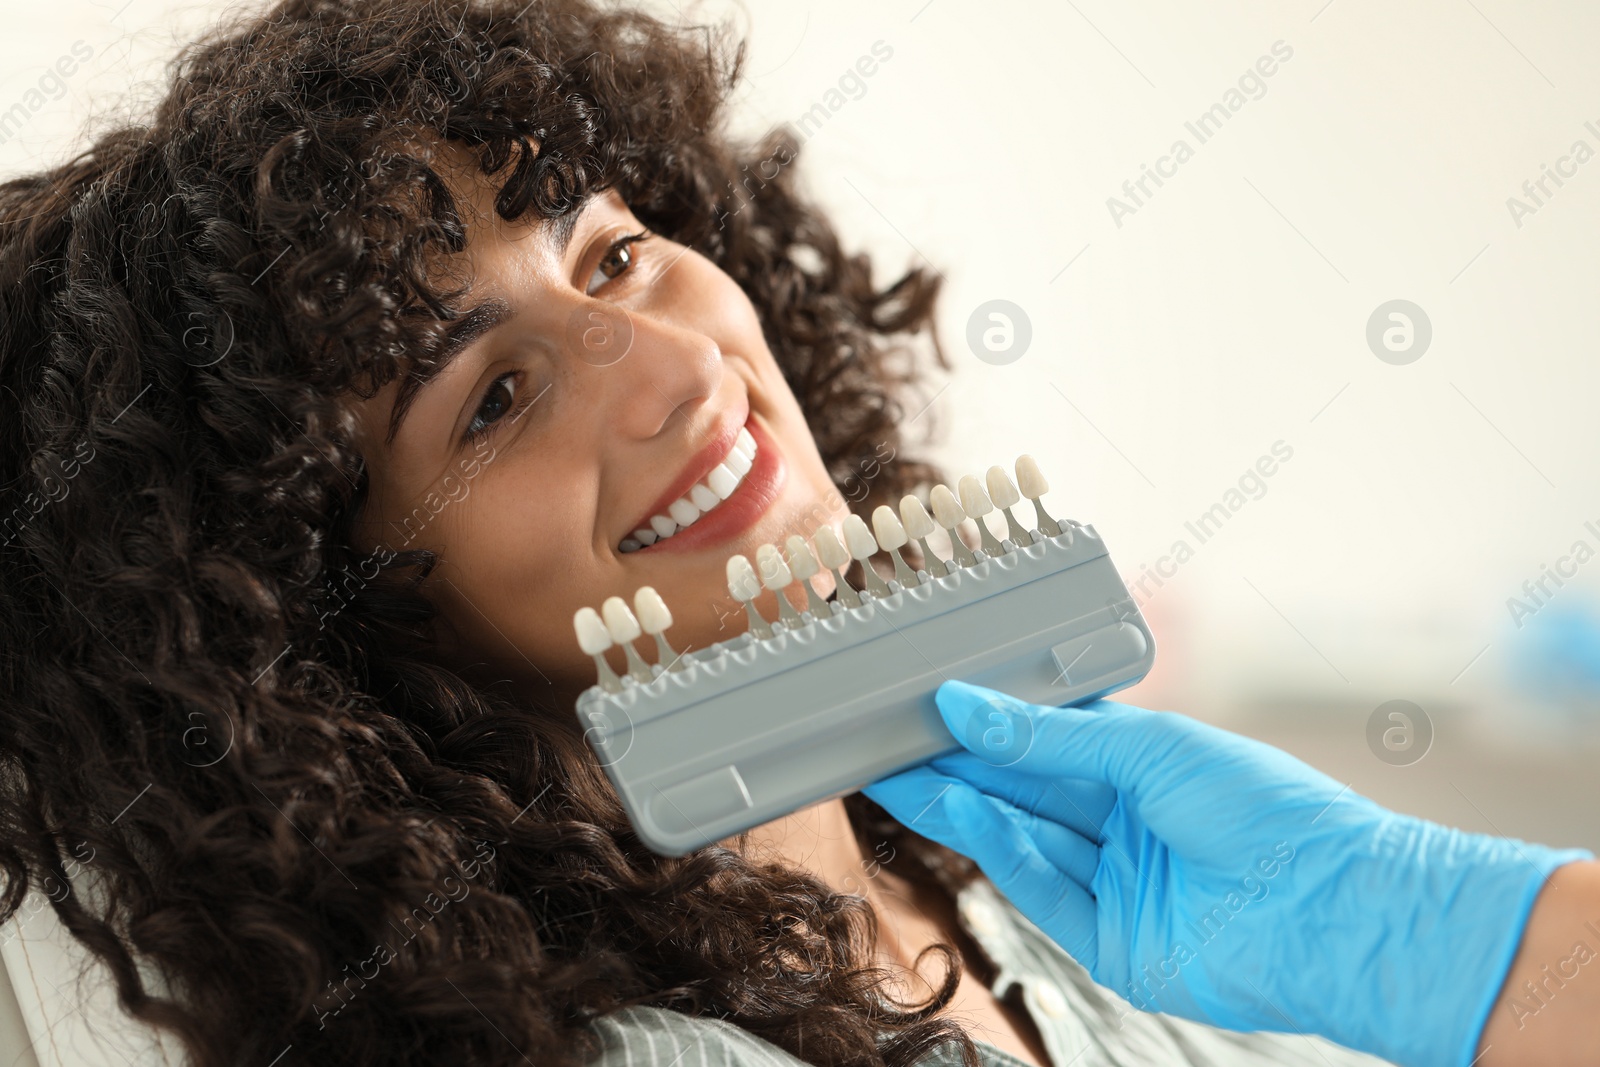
[581,876,1397,1067]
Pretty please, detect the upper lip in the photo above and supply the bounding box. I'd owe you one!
[621,401,749,544]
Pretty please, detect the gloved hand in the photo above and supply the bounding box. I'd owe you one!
[861,680,1593,1067]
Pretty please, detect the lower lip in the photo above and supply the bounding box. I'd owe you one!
[630,416,786,555]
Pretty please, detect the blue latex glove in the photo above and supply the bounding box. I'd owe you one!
[861,680,1593,1067]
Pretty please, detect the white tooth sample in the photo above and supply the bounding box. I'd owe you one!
[618,537,641,553]
[574,606,623,693]
[785,535,819,579]
[689,483,721,511]
[649,514,678,539]
[632,527,658,545]
[899,495,935,540]
[633,585,672,633]
[756,542,804,626]
[958,475,994,518]
[706,463,740,499]
[873,505,919,588]
[810,524,861,609]
[958,474,1005,557]
[843,514,893,598]
[634,585,687,671]
[929,484,978,568]
[929,484,966,528]
[724,445,752,477]
[726,554,761,601]
[985,466,1021,509]
[667,497,701,527]
[735,425,756,458]
[573,606,613,655]
[601,595,653,682]
[1016,454,1064,537]
[872,505,907,550]
[755,543,793,589]
[726,553,774,639]
[601,596,642,643]
[900,493,947,578]
[785,534,833,617]
[987,464,1034,546]
[1015,454,1048,499]
[843,514,879,559]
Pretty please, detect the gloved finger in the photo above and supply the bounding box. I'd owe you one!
[861,766,993,856]
[935,679,1172,797]
[975,787,1101,888]
[944,785,1100,973]
[862,766,1098,891]
[927,749,1117,836]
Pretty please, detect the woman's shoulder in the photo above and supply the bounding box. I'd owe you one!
[581,1003,818,1067]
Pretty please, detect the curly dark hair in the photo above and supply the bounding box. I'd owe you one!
[0,1,989,1065]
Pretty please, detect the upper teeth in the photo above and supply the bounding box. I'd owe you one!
[618,425,758,553]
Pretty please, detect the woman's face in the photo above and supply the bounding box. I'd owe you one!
[344,151,849,706]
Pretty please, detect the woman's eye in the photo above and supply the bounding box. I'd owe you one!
[584,230,650,295]
[463,371,522,444]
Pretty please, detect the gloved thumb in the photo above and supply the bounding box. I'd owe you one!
[934,678,1159,796]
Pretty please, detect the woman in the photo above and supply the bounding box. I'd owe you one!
[0,1,1391,1065]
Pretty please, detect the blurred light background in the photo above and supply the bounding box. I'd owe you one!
[2,0,1595,852]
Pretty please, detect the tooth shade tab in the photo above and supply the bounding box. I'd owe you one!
[706,463,740,499]
[755,543,793,589]
[633,586,673,634]
[899,494,935,540]
[811,524,861,609]
[843,514,879,560]
[573,607,613,655]
[900,494,948,578]
[930,484,966,528]
[727,554,762,601]
[985,466,1021,509]
[874,505,920,588]
[958,475,994,518]
[929,483,979,569]
[1016,454,1048,499]
[872,506,908,550]
[1015,453,1064,537]
[785,535,820,581]
[812,524,851,570]
[601,596,642,643]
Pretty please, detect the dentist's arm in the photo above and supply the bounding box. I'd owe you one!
[861,680,1596,1067]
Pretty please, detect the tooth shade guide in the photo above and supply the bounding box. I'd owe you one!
[574,501,1156,858]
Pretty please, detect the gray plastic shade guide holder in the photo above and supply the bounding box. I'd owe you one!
[576,524,1155,856]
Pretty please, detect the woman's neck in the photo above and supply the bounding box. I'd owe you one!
[726,796,870,895]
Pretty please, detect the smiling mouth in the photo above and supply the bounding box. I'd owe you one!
[617,425,759,553]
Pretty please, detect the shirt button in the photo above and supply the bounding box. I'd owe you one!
[1033,981,1070,1019]
[958,897,1001,938]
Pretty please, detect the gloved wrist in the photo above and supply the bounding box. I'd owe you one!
[1318,812,1592,1067]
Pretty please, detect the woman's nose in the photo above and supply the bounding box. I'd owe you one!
[564,300,724,439]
